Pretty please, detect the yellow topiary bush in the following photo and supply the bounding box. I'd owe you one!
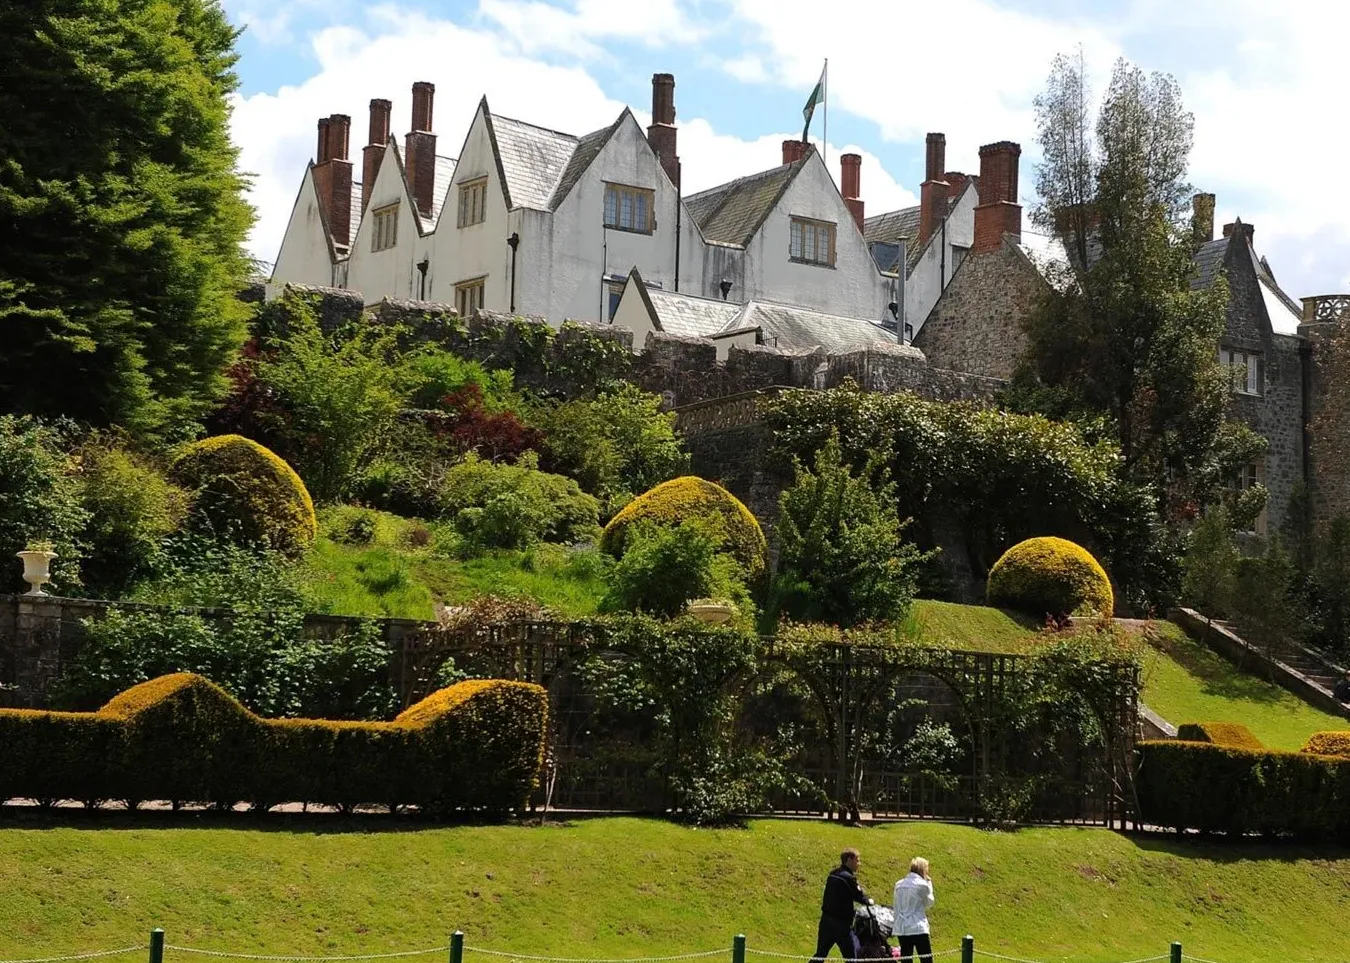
[1302,731,1350,758]
[1177,721,1264,751]
[172,434,317,556]
[986,536,1113,619]
[599,476,767,574]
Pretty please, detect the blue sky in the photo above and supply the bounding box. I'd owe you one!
[223,0,1350,301]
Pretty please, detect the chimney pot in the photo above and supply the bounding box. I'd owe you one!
[925,133,946,182]
[317,117,331,163]
[840,153,864,233]
[651,73,676,125]
[368,98,392,146]
[782,139,807,166]
[327,114,351,161]
[405,82,439,219]
[919,133,949,245]
[411,81,435,132]
[363,100,392,215]
[972,140,1023,253]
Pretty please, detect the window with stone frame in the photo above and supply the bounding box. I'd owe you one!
[457,178,487,228]
[789,216,836,267]
[455,277,486,317]
[371,204,398,252]
[603,183,654,234]
[1219,346,1263,396]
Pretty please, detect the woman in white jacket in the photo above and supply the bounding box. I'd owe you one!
[892,858,935,963]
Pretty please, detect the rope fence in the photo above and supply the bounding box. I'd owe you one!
[0,930,1311,963]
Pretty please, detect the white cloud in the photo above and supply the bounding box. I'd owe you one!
[478,0,704,57]
[230,5,913,268]
[721,55,768,84]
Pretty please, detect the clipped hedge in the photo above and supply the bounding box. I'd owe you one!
[1176,721,1263,751]
[987,536,1113,619]
[172,435,317,556]
[601,476,767,574]
[0,673,547,815]
[1303,731,1350,758]
[1135,739,1350,841]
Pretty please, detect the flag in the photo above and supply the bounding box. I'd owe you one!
[802,61,827,142]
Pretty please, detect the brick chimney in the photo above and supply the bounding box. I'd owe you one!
[944,171,969,199]
[404,81,437,219]
[1191,192,1215,246]
[362,98,392,216]
[919,133,949,245]
[313,113,353,249]
[647,73,680,189]
[782,139,808,166]
[1223,220,1254,243]
[840,153,864,233]
[972,140,1022,253]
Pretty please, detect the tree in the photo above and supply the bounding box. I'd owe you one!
[1019,54,1263,523]
[0,0,254,436]
[1180,505,1239,619]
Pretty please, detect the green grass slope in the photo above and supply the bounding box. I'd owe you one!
[1,818,1347,962]
[1139,622,1346,750]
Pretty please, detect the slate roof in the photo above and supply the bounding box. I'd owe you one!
[864,181,974,274]
[644,287,743,339]
[684,161,806,247]
[491,113,582,211]
[423,154,459,230]
[1191,237,1229,291]
[550,116,624,208]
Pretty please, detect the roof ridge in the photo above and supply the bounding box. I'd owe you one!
[491,111,580,142]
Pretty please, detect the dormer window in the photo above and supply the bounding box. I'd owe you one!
[457,178,487,228]
[371,204,398,252]
[790,216,836,267]
[604,183,654,234]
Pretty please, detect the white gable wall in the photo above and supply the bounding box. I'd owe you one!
[430,106,513,310]
[271,168,339,290]
[904,184,978,333]
[346,142,427,304]
[743,154,891,322]
[611,274,659,349]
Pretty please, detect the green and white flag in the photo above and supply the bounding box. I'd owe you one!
[802,61,827,141]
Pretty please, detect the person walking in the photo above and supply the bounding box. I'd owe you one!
[892,858,935,963]
[811,848,872,963]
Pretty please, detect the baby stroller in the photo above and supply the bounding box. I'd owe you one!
[853,904,897,961]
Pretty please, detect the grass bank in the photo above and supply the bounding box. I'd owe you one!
[0,816,1346,962]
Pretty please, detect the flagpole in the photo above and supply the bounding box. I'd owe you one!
[822,58,828,168]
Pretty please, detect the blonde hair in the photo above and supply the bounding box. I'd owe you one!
[910,857,930,878]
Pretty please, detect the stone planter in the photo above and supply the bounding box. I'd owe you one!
[686,600,735,624]
[17,549,56,596]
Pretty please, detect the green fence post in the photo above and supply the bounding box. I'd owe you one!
[961,935,974,963]
[1170,943,1182,963]
[450,932,464,963]
[149,930,164,963]
[733,934,746,963]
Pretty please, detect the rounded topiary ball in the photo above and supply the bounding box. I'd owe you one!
[172,434,317,556]
[986,536,1113,620]
[599,476,767,574]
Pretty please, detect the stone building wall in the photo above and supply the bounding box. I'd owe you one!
[911,240,1043,380]
[1301,297,1350,527]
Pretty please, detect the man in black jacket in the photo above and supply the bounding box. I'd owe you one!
[1334,670,1350,708]
[811,848,872,963]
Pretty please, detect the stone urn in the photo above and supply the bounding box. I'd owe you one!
[17,549,57,596]
[686,599,735,624]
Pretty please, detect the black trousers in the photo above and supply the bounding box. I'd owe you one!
[898,933,933,963]
[811,919,859,963]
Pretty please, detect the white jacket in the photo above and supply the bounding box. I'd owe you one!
[892,872,935,936]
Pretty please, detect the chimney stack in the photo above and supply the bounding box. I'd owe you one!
[1191,192,1215,246]
[944,171,969,199]
[363,98,392,215]
[405,81,437,219]
[972,140,1022,253]
[1223,220,1254,243]
[919,133,949,245]
[647,73,681,189]
[782,139,808,166]
[840,153,864,233]
[313,113,353,249]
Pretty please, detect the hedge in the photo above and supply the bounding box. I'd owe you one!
[172,434,317,556]
[601,476,767,574]
[987,536,1114,619]
[1176,721,1263,751]
[1303,731,1350,758]
[0,673,547,815]
[1135,739,1350,841]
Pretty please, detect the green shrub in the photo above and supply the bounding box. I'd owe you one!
[1176,721,1263,751]
[772,433,931,628]
[1303,732,1350,758]
[396,347,519,412]
[441,452,599,551]
[1135,739,1350,841]
[172,434,317,556]
[130,533,307,612]
[1180,506,1239,618]
[986,536,1114,619]
[0,415,88,593]
[324,506,380,546]
[600,476,766,574]
[599,520,751,620]
[76,441,188,598]
[0,673,548,815]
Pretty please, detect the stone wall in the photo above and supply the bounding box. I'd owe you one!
[912,239,1043,380]
[1301,299,1350,528]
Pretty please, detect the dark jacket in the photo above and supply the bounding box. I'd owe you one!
[820,866,869,926]
[1335,677,1350,704]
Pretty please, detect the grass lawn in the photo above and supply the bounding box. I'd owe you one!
[1138,622,1346,750]
[906,600,1042,653]
[1,816,1348,962]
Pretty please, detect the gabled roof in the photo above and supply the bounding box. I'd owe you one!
[488,111,582,211]
[423,154,459,231]
[551,113,628,208]
[643,286,743,339]
[864,179,976,274]
[1191,237,1229,291]
[684,160,807,247]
